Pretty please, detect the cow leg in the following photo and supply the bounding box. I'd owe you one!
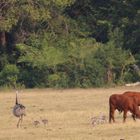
[109,107,115,123]
[132,114,136,121]
[123,110,127,123]
[109,109,111,123]
[112,111,115,123]
[133,104,140,120]
[109,106,112,123]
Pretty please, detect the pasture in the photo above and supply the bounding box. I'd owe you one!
[0,86,140,140]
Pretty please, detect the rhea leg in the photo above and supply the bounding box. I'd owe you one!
[20,115,23,127]
[17,116,22,128]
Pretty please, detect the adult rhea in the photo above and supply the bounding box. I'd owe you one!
[13,90,26,128]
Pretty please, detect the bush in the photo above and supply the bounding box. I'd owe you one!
[124,71,140,83]
[0,64,19,87]
[48,73,69,88]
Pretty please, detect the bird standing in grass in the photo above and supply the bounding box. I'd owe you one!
[13,90,26,128]
[33,120,40,127]
[41,119,48,127]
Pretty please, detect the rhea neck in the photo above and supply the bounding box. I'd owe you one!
[16,91,19,105]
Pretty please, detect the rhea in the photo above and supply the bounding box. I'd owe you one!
[13,90,26,128]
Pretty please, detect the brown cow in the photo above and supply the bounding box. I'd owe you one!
[117,91,140,116]
[109,94,140,123]
[123,91,140,106]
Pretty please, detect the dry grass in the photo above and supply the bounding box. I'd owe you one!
[0,86,140,140]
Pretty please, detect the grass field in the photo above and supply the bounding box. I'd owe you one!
[0,86,140,140]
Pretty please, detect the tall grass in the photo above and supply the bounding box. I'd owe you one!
[0,86,140,140]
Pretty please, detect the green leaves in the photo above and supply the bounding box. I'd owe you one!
[0,0,18,31]
[0,0,76,32]
[0,0,139,88]
[54,0,75,7]
[0,64,19,87]
[17,43,66,68]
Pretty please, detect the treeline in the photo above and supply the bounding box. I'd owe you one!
[0,0,140,88]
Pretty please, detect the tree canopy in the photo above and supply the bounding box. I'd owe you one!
[0,0,140,88]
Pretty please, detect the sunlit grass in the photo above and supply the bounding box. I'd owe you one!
[0,86,140,140]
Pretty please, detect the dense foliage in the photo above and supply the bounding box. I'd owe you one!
[0,0,140,88]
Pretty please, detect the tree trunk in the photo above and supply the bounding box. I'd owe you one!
[0,31,6,47]
[120,65,125,81]
[106,67,113,84]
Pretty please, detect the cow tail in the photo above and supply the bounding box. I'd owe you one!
[109,98,111,123]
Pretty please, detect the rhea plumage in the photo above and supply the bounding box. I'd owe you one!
[13,90,26,128]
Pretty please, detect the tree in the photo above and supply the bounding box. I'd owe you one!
[0,0,75,48]
[66,0,140,53]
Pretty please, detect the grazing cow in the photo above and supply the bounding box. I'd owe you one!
[123,91,140,106]
[109,94,140,123]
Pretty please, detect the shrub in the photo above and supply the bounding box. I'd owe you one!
[48,72,69,88]
[0,64,19,87]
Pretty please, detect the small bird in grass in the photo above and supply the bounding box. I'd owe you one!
[41,119,48,127]
[98,114,107,124]
[91,114,107,127]
[33,120,40,127]
[91,116,98,126]
[13,90,26,128]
